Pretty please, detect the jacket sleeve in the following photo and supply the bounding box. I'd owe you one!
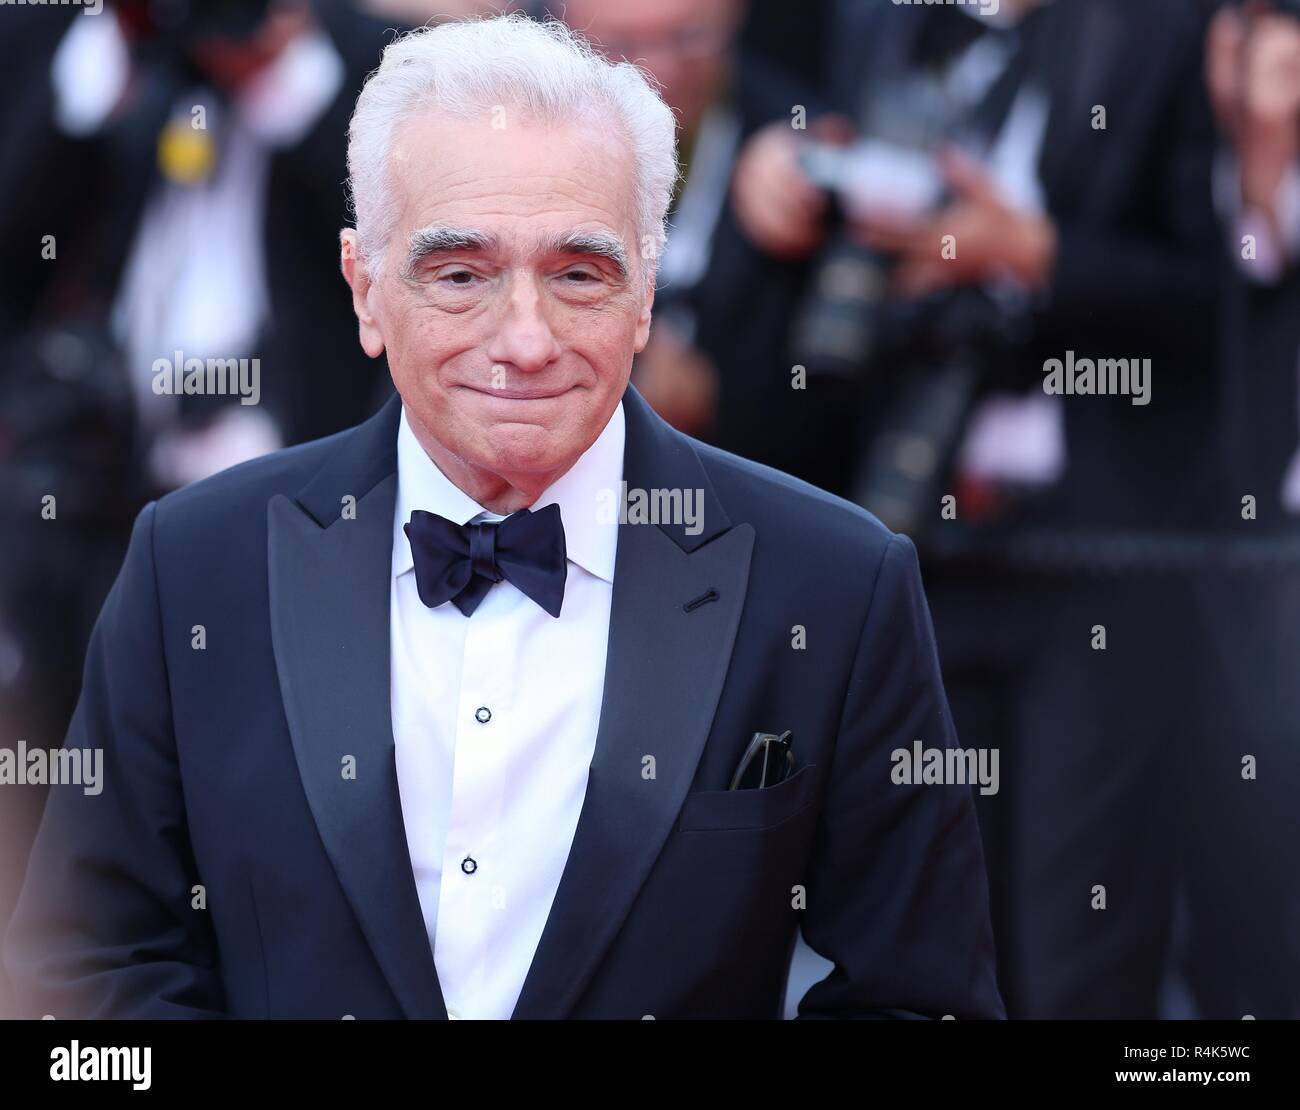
[796,533,1005,1019]
[3,501,227,1018]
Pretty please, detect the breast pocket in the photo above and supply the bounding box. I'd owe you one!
[676,764,819,833]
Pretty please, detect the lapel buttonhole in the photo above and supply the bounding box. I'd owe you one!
[683,587,720,613]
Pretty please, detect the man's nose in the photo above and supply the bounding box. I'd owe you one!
[486,275,563,374]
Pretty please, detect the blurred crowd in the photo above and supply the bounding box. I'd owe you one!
[2,0,1299,1019]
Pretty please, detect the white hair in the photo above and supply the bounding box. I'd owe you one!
[346,13,679,283]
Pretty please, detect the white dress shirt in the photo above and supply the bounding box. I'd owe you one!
[390,402,625,1019]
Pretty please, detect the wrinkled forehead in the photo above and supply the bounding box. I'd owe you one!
[386,108,641,245]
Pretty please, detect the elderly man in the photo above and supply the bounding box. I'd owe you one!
[4,15,1002,1020]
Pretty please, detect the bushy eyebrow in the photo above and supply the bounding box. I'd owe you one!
[403,226,499,279]
[537,229,630,281]
[402,224,630,282]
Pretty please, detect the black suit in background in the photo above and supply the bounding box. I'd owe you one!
[922,1,1242,1018]
[734,0,833,139]
[926,0,1230,1019]
[4,385,1004,1019]
[689,0,1230,1016]
[1173,235,1300,1018]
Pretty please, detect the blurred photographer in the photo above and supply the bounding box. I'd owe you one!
[0,1,402,472]
[706,0,1226,1017]
[0,0,399,709]
[0,0,397,732]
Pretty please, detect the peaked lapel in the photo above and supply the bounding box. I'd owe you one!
[510,387,755,1019]
[267,392,448,1019]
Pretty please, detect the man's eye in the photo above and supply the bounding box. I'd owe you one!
[562,270,599,284]
[441,270,478,286]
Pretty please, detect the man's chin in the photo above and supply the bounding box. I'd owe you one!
[477,421,572,478]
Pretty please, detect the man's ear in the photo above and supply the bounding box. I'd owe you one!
[340,229,386,358]
[632,264,656,354]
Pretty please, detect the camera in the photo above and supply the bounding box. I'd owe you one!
[783,63,1039,539]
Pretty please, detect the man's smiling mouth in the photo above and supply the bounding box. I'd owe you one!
[462,384,576,401]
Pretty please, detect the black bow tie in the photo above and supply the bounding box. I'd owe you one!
[404,503,567,617]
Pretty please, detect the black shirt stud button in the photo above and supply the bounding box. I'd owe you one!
[475,706,491,724]
[461,855,478,875]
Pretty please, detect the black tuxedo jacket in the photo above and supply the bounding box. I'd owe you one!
[4,385,1003,1019]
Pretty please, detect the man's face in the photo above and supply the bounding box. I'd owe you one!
[342,111,653,491]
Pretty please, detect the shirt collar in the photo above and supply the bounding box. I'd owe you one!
[393,400,625,584]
